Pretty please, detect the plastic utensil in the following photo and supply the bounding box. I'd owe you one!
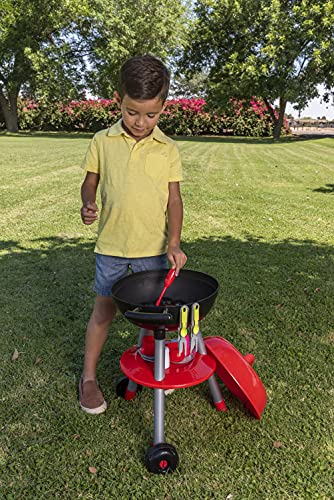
[190,303,200,353]
[178,305,189,356]
[155,269,177,306]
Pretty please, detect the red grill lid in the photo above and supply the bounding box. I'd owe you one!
[204,336,267,419]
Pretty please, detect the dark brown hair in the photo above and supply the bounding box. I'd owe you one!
[118,54,170,102]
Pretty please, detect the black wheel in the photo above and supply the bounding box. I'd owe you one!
[116,376,142,399]
[145,443,179,474]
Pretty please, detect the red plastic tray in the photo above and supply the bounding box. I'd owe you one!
[120,346,216,389]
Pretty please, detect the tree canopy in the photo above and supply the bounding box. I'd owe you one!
[87,0,188,97]
[181,0,334,138]
[0,0,188,131]
[3,0,333,137]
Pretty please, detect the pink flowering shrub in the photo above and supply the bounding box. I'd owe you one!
[17,98,121,132]
[16,97,289,136]
[159,98,229,135]
[227,97,289,135]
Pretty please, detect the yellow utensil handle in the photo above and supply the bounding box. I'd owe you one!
[192,303,200,335]
[180,305,188,337]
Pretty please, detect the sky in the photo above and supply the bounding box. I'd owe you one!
[285,85,334,120]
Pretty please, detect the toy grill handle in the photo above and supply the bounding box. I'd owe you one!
[125,310,172,325]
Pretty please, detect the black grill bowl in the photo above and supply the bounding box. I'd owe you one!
[112,269,219,331]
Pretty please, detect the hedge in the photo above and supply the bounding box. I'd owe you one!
[7,97,289,136]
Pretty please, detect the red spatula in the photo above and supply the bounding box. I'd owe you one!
[155,269,177,306]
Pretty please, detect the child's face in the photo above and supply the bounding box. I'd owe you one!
[114,92,166,141]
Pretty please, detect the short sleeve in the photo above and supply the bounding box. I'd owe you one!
[81,135,100,173]
[168,143,183,182]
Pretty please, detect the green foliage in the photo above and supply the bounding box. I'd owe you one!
[182,0,334,138]
[0,0,188,131]
[15,97,288,136]
[86,0,189,97]
[0,0,90,131]
[0,0,89,99]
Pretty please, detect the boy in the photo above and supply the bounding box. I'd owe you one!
[79,54,187,414]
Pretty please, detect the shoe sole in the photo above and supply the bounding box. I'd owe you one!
[80,400,107,415]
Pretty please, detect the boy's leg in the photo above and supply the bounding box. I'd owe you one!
[82,295,117,381]
[79,295,117,414]
[79,254,130,414]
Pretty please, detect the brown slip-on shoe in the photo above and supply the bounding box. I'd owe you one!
[79,378,107,414]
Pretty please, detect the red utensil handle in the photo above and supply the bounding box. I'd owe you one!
[155,286,167,307]
[155,269,177,306]
[164,268,176,285]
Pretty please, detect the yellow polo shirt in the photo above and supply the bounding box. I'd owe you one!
[81,120,183,257]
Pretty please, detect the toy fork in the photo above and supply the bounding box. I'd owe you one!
[178,305,189,356]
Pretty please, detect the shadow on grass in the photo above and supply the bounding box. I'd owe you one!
[0,234,333,500]
[312,183,334,194]
[1,234,333,378]
[172,134,333,144]
[0,131,93,140]
[2,130,331,144]
[1,234,333,470]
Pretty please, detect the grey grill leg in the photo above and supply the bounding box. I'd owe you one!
[153,388,165,444]
[154,338,165,382]
[153,331,166,444]
[196,332,207,355]
[207,376,223,402]
[197,332,226,411]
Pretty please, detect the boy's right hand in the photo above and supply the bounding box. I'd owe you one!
[81,201,99,225]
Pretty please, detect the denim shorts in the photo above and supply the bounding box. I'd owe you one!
[94,253,169,296]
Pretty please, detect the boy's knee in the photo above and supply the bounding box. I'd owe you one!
[91,313,114,330]
[91,296,117,327]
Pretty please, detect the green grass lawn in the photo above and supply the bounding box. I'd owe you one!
[0,132,333,498]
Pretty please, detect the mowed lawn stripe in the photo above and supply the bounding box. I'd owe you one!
[178,137,334,243]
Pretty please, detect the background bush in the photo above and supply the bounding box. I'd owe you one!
[15,97,289,136]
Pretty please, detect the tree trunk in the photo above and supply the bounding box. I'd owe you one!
[0,90,19,133]
[263,96,287,140]
[273,98,287,140]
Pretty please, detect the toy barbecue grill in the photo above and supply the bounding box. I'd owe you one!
[112,269,267,474]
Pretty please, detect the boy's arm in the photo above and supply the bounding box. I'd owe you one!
[167,181,187,275]
[80,172,100,225]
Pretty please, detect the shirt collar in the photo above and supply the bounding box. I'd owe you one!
[107,119,168,144]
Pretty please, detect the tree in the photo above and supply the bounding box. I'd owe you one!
[170,70,208,98]
[0,0,188,132]
[0,0,90,132]
[86,0,189,97]
[181,0,334,139]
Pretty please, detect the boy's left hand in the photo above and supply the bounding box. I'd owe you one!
[167,245,187,276]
